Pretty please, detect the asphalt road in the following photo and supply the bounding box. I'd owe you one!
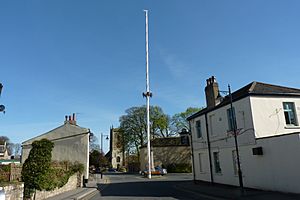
[89,173,218,200]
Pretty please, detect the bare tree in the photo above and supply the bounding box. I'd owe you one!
[89,133,100,152]
[13,143,21,158]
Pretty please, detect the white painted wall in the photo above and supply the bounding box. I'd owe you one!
[250,96,300,138]
[244,133,300,193]
[190,95,300,194]
[191,97,255,181]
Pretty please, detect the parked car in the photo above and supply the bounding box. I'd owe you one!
[108,168,117,172]
[95,167,101,174]
[141,166,167,177]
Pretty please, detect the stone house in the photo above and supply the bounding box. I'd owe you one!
[21,114,91,183]
[0,140,10,160]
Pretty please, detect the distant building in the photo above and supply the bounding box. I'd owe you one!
[188,76,300,194]
[0,140,10,160]
[21,114,91,183]
[139,135,191,171]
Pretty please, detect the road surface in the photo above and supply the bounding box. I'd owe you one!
[90,173,218,200]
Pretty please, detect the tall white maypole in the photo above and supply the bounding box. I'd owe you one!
[143,9,152,179]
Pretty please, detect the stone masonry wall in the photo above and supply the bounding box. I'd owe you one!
[35,173,80,200]
[140,146,191,170]
[1,183,24,200]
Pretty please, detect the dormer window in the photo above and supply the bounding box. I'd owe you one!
[283,102,298,126]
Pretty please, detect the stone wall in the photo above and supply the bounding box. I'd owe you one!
[140,145,191,170]
[10,163,22,182]
[35,173,81,200]
[1,183,24,200]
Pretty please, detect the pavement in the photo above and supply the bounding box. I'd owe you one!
[46,173,109,200]
[176,180,300,200]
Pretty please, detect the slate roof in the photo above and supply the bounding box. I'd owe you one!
[188,81,300,120]
[22,122,90,146]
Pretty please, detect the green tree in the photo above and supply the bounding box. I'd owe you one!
[150,106,171,138]
[21,139,54,199]
[89,149,109,168]
[119,105,170,158]
[170,107,202,134]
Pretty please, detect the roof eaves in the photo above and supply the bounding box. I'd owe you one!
[187,83,254,121]
[22,123,89,145]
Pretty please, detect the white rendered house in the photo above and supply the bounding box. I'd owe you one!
[188,76,300,194]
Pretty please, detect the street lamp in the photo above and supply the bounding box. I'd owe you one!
[219,84,244,191]
[0,83,5,114]
[100,133,109,154]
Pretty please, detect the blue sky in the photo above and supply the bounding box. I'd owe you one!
[1,0,300,152]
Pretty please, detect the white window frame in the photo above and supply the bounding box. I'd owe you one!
[283,102,298,126]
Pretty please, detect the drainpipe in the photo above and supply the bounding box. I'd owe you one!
[205,113,214,184]
[188,121,196,183]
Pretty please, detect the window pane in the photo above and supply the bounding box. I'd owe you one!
[284,111,291,124]
[283,102,298,126]
[213,152,221,173]
[227,107,236,131]
[196,120,202,138]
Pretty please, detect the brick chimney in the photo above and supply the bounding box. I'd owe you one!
[205,76,221,109]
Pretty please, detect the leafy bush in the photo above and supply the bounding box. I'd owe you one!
[22,139,54,198]
[69,161,84,174]
[0,165,11,182]
[0,165,10,172]
[166,163,192,173]
[21,139,85,199]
